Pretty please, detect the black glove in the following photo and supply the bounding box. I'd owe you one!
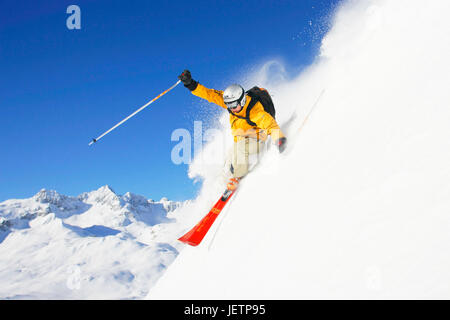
[178,69,192,85]
[276,137,287,153]
[178,69,198,91]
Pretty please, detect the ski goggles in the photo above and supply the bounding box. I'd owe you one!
[225,100,240,110]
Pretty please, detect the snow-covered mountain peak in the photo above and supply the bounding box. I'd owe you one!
[122,192,149,207]
[98,185,116,194]
[159,197,183,213]
[33,188,67,205]
[78,185,122,209]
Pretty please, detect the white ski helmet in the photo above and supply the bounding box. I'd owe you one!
[223,84,246,109]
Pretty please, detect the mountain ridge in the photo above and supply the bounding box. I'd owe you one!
[0,185,186,299]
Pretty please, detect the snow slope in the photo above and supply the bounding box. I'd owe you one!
[148,0,450,299]
[0,186,185,299]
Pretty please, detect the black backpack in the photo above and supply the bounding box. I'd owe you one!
[227,87,276,127]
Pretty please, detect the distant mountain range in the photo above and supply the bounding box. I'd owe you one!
[0,185,186,299]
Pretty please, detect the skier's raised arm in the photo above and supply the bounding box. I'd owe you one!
[178,70,227,109]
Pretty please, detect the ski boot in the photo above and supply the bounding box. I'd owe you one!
[222,177,240,201]
[227,177,240,191]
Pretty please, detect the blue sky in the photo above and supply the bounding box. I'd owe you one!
[0,0,339,202]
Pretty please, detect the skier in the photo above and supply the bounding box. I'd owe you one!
[178,70,287,192]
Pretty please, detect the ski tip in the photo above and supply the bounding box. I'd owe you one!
[178,237,200,246]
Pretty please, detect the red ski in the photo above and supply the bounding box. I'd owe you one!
[178,189,236,246]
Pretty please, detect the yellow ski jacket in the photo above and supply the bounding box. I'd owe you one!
[191,83,285,142]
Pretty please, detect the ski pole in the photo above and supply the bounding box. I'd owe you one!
[88,79,181,146]
[298,89,325,133]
